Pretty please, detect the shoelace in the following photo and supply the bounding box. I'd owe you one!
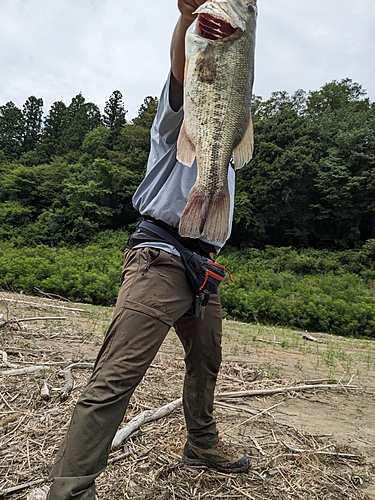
[213,436,238,456]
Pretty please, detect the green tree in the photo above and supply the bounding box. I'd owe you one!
[0,102,24,158]
[232,99,317,248]
[102,90,127,130]
[81,125,112,159]
[22,96,44,152]
[231,79,375,250]
[102,90,127,150]
[61,93,102,153]
[39,101,68,159]
[305,79,375,248]
[132,96,158,128]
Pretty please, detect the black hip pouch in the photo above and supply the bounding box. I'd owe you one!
[180,248,228,294]
[138,221,233,298]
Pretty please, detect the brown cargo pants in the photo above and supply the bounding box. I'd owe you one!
[47,246,222,499]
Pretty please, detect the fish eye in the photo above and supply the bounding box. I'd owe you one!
[247,3,255,11]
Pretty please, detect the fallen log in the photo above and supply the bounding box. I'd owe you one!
[112,397,183,448]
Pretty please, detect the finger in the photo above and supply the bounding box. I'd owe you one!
[178,0,205,20]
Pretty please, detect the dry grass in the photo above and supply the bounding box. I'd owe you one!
[0,292,373,499]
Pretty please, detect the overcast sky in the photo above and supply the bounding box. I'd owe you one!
[1,0,374,120]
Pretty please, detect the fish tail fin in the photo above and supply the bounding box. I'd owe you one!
[177,121,196,167]
[179,186,209,239]
[201,187,230,243]
[233,117,254,169]
[179,186,230,243]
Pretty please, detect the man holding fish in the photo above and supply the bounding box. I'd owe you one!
[46,0,256,497]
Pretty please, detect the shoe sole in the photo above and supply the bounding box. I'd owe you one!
[182,455,250,473]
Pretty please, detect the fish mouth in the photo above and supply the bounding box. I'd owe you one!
[197,13,238,40]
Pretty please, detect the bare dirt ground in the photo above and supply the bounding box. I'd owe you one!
[1,290,374,499]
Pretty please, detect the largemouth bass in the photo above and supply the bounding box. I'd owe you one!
[177,0,257,244]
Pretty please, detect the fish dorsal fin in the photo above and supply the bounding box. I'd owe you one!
[177,120,196,167]
[232,117,254,170]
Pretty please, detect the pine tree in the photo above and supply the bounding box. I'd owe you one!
[39,101,68,158]
[103,90,127,130]
[0,102,24,158]
[22,96,44,152]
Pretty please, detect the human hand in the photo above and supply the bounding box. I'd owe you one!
[178,0,207,22]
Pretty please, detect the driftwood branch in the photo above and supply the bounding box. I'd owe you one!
[302,333,323,343]
[66,362,94,370]
[112,397,183,448]
[254,338,282,345]
[58,369,75,401]
[107,450,132,465]
[215,382,357,399]
[249,434,267,456]
[266,442,361,467]
[56,363,94,400]
[112,380,358,448]
[214,400,258,415]
[2,316,66,324]
[0,479,45,496]
[0,365,47,377]
[282,441,360,458]
[40,381,52,400]
[0,349,18,369]
[1,297,85,312]
[34,287,70,302]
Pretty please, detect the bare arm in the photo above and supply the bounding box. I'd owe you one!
[169,0,205,111]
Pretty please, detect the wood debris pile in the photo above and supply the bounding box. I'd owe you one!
[0,293,373,499]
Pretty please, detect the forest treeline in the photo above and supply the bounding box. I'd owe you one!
[1,79,375,337]
[1,78,374,249]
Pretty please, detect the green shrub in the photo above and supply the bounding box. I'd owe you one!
[0,233,128,304]
[1,237,375,337]
[219,244,375,338]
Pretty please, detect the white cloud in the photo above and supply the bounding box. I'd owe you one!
[254,1,375,99]
[0,0,374,119]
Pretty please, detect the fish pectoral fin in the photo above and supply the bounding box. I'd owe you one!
[232,117,254,170]
[177,121,196,167]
